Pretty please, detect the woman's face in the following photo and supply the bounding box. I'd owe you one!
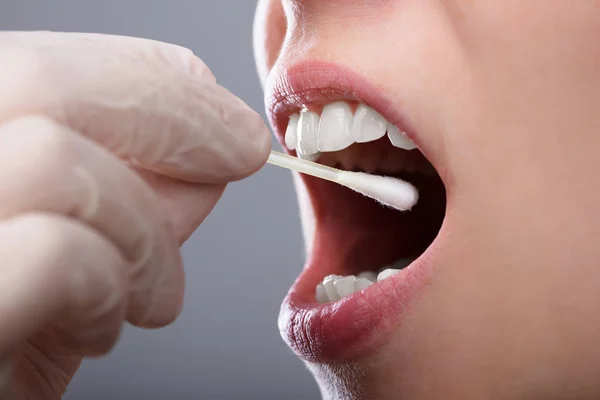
[254,1,600,398]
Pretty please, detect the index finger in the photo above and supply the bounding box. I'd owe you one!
[0,32,271,183]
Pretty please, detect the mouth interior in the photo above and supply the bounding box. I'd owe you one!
[305,138,446,300]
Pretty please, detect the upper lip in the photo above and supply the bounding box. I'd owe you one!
[265,60,429,158]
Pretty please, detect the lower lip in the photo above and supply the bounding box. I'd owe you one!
[279,236,441,362]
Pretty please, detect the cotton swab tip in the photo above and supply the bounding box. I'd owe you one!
[266,150,419,211]
[336,170,419,211]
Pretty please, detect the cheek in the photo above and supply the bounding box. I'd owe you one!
[445,0,600,158]
[253,0,287,84]
[356,3,600,394]
[402,3,600,390]
[441,0,600,253]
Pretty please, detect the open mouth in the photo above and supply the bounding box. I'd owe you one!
[268,63,448,362]
[286,101,444,301]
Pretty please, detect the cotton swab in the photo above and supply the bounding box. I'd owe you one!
[266,151,419,211]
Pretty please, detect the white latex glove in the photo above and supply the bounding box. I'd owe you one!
[0,31,271,399]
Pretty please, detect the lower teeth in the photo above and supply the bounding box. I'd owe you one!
[315,257,415,304]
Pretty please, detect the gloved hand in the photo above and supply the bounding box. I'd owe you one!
[0,31,270,399]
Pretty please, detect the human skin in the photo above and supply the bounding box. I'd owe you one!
[254,1,600,399]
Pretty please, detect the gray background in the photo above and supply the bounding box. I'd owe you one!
[0,1,318,399]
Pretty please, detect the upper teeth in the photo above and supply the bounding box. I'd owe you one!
[297,109,320,161]
[285,102,417,160]
[315,258,414,304]
[354,104,388,143]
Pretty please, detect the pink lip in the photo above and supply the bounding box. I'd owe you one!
[279,232,441,362]
[267,61,444,362]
